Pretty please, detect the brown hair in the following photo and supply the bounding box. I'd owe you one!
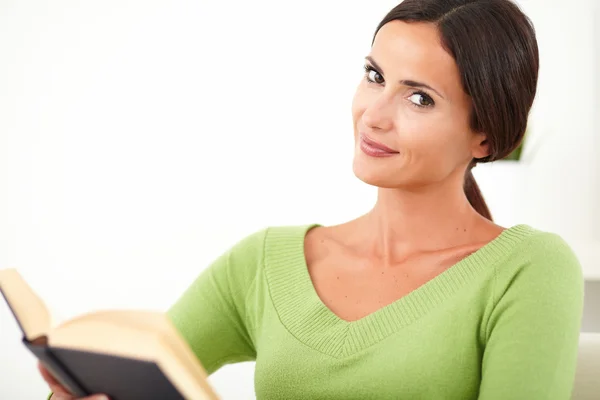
[372,0,539,220]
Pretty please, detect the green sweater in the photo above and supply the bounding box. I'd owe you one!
[167,223,584,399]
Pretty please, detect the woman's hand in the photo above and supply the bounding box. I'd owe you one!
[38,361,110,400]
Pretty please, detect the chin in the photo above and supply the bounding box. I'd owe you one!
[352,157,404,189]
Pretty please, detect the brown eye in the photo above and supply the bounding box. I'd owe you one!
[368,69,384,84]
[408,92,434,108]
[364,65,384,84]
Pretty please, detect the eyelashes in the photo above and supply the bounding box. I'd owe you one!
[362,64,435,109]
[363,64,384,85]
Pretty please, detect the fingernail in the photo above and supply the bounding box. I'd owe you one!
[94,396,110,400]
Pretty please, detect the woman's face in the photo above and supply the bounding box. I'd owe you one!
[351,20,489,189]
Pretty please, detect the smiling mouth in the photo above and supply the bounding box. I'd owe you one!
[359,133,399,157]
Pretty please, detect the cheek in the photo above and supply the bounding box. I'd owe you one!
[401,118,468,169]
[397,116,440,153]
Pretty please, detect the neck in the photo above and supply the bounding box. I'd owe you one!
[348,175,493,264]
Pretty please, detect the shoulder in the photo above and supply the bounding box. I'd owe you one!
[516,227,582,277]
[225,223,320,265]
[494,225,584,299]
[226,226,270,258]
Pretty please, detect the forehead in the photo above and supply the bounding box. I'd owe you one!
[371,20,464,99]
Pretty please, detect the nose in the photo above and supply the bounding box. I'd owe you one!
[361,92,396,132]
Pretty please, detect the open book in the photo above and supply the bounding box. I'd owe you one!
[0,268,219,400]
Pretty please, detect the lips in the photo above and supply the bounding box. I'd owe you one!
[359,133,399,153]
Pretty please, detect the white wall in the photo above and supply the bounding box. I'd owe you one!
[0,0,395,398]
[0,1,597,399]
[518,0,599,246]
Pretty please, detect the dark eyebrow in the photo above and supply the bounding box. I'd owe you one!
[365,56,445,99]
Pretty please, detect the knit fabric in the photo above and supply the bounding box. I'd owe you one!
[168,223,584,399]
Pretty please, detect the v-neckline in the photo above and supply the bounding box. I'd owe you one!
[263,223,537,358]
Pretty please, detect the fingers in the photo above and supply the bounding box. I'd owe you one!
[38,361,60,386]
[38,361,110,400]
[38,362,72,397]
[51,393,109,400]
[50,394,75,400]
[49,395,72,400]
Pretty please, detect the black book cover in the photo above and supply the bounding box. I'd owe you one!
[2,284,187,400]
[25,339,88,396]
[27,340,186,400]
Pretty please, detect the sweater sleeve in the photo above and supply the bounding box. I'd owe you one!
[478,232,584,399]
[46,229,266,399]
[166,227,267,375]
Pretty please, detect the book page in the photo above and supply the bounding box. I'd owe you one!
[0,269,51,340]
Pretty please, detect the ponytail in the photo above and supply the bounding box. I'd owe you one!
[464,167,492,221]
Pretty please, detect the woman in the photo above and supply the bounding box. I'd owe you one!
[42,0,584,399]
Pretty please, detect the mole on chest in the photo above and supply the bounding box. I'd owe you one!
[303,227,477,322]
[307,260,437,321]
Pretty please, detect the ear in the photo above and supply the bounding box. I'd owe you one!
[471,131,490,159]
